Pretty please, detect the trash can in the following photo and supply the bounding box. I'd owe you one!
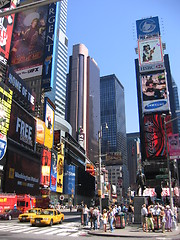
[115,213,125,229]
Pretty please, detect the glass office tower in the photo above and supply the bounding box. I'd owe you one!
[100,74,129,193]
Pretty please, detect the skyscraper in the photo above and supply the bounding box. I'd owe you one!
[66,43,100,163]
[100,74,129,196]
[45,0,68,119]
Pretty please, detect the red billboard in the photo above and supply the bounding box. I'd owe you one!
[144,114,172,159]
[40,148,51,187]
[0,1,16,64]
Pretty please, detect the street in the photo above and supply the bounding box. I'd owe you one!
[0,211,179,240]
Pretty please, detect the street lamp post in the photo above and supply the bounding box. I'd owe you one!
[98,123,108,214]
[162,114,174,212]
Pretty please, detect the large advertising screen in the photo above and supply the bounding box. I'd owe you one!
[40,148,51,187]
[44,98,55,149]
[36,118,45,145]
[138,37,163,66]
[63,164,75,195]
[0,1,16,64]
[136,16,160,39]
[4,150,40,195]
[144,114,172,159]
[9,4,48,79]
[141,71,170,113]
[8,101,36,151]
[50,149,57,192]
[56,152,64,193]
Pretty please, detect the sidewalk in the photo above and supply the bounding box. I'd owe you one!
[88,223,180,238]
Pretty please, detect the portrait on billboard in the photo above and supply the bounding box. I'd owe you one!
[141,72,169,113]
[138,37,163,66]
[50,150,57,192]
[9,5,48,77]
[40,148,51,187]
[144,114,172,159]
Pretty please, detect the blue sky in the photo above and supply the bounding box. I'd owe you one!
[66,0,180,133]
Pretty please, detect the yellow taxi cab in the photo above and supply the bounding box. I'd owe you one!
[30,209,64,226]
[18,208,42,222]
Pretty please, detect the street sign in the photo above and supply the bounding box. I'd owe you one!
[0,0,11,9]
[59,195,64,201]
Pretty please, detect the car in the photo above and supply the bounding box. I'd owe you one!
[0,209,22,220]
[18,208,42,222]
[30,209,64,226]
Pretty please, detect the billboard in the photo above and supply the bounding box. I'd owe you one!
[50,149,57,192]
[168,133,180,157]
[136,16,160,39]
[56,152,64,193]
[138,37,163,66]
[63,164,75,195]
[0,1,16,64]
[9,4,48,79]
[44,98,55,149]
[144,114,172,159]
[42,2,57,91]
[40,148,51,187]
[4,150,40,195]
[36,118,45,145]
[6,67,36,111]
[141,72,170,113]
[8,101,36,151]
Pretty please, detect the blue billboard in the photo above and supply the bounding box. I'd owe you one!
[136,16,160,39]
[63,164,75,195]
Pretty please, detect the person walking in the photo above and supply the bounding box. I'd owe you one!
[102,209,108,232]
[93,207,99,230]
[109,207,115,232]
[160,206,166,233]
[165,205,173,232]
[83,204,89,226]
[141,204,148,232]
[147,205,155,232]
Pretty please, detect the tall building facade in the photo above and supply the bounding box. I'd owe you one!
[100,74,129,197]
[66,43,100,163]
[45,0,68,119]
[172,78,180,134]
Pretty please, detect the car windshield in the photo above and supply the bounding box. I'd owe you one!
[41,210,53,216]
[28,209,36,213]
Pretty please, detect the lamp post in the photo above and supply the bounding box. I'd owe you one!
[161,114,180,212]
[98,123,108,214]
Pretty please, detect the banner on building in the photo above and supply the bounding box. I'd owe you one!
[40,148,51,187]
[144,114,172,159]
[136,16,160,39]
[168,133,180,157]
[63,164,75,195]
[36,118,45,145]
[56,152,64,193]
[50,149,57,192]
[138,37,163,66]
[141,72,170,113]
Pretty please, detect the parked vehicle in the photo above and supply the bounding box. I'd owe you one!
[0,209,22,220]
[30,209,64,226]
[18,208,42,222]
[0,194,17,213]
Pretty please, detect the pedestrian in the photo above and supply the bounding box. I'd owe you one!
[83,204,89,226]
[93,207,99,230]
[102,209,108,232]
[141,204,148,232]
[165,205,173,232]
[109,207,115,232]
[89,207,94,229]
[160,206,166,233]
[147,205,155,232]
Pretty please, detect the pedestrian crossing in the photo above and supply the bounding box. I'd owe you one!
[0,222,89,237]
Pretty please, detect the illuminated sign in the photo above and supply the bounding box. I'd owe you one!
[138,37,163,66]
[141,72,170,113]
[44,98,55,149]
[63,164,75,195]
[136,16,160,39]
[0,81,13,136]
[40,148,51,187]
[50,149,57,192]
[36,118,45,145]
[0,132,6,161]
[56,152,64,193]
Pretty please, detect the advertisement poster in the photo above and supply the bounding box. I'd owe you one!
[44,99,54,149]
[141,72,170,113]
[56,153,64,193]
[9,4,48,78]
[63,164,75,195]
[50,149,57,192]
[40,148,51,187]
[168,133,180,157]
[0,1,16,64]
[36,118,45,145]
[144,114,172,159]
[138,37,163,66]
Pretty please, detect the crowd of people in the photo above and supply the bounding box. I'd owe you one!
[80,203,134,232]
[141,203,178,233]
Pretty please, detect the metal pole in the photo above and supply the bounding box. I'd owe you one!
[163,119,174,211]
[98,130,102,214]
